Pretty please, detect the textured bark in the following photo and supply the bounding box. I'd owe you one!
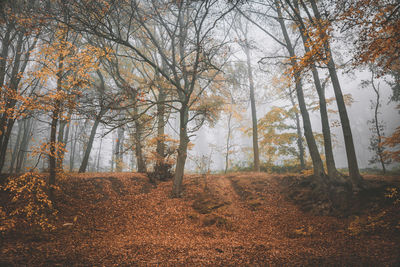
[172,107,189,197]
[154,88,166,175]
[134,118,146,173]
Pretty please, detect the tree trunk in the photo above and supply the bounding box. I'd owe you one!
[296,22,339,178]
[115,125,125,172]
[78,117,102,173]
[288,91,305,169]
[10,119,23,173]
[69,123,78,172]
[243,45,260,172]
[225,113,232,173]
[16,118,33,173]
[309,0,362,186]
[134,119,146,173]
[96,129,104,172]
[49,52,64,193]
[371,74,386,174]
[276,1,325,177]
[155,88,166,175]
[172,107,189,197]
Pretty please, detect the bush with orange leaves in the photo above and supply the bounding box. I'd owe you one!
[1,172,58,233]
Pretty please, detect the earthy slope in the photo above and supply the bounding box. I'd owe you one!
[1,172,399,266]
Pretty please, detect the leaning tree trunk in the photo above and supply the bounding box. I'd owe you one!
[309,0,362,187]
[296,24,340,179]
[276,2,325,177]
[78,114,102,173]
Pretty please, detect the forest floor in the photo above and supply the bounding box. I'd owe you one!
[1,172,400,266]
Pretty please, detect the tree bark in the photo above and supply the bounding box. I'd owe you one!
[225,113,232,173]
[243,45,260,172]
[10,119,23,173]
[78,116,102,173]
[308,0,362,186]
[154,88,166,175]
[295,18,339,178]
[16,118,33,173]
[172,106,189,197]
[276,1,325,177]
[288,91,305,169]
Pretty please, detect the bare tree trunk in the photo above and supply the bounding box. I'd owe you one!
[371,74,386,174]
[225,113,232,173]
[288,91,305,169]
[10,120,23,173]
[111,132,115,172]
[155,88,166,175]
[78,116,102,173]
[134,119,146,173]
[243,45,260,172]
[96,129,104,172]
[172,107,189,197]
[115,125,125,172]
[69,123,78,172]
[15,118,33,173]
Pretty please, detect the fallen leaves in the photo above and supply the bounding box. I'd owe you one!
[1,172,399,266]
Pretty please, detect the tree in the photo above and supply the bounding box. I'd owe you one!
[274,1,326,177]
[361,68,390,173]
[0,1,40,173]
[56,0,236,196]
[287,0,362,185]
[32,25,103,190]
[233,14,260,172]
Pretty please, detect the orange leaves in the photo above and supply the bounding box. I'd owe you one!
[1,172,58,232]
[288,19,333,76]
[341,0,400,74]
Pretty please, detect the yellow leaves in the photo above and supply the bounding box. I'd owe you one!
[1,172,58,232]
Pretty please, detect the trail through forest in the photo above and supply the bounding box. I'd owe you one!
[1,172,399,266]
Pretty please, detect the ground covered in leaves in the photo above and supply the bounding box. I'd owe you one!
[1,172,399,266]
